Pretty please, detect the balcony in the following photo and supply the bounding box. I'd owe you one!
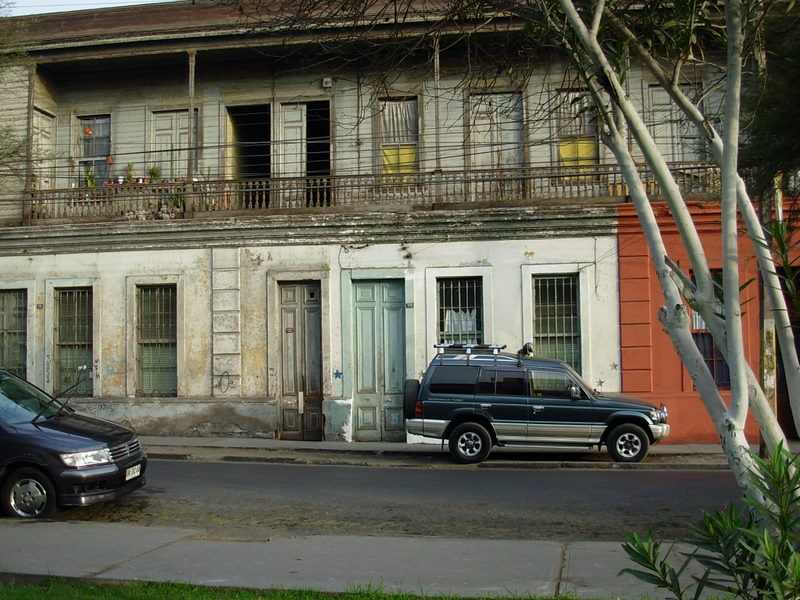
[26,163,720,223]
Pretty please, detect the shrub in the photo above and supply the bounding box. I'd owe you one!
[620,444,800,600]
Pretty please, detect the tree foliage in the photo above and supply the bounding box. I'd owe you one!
[0,0,28,186]
[740,2,800,198]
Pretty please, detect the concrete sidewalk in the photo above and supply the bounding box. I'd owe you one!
[0,520,692,599]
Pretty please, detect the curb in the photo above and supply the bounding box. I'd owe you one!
[143,445,730,470]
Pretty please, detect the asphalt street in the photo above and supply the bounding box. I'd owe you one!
[0,437,741,599]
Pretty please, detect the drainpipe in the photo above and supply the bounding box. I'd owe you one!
[433,35,442,202]
[187,50,196,211]
[23,64,35,224]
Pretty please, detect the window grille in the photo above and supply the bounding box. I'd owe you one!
[55,288,93,396]
[136,284,177,396]
[437,277,483,344]
[0,289,27,377]
[692,331,730,388]
[532,274,581,372]
[689,270,730,388]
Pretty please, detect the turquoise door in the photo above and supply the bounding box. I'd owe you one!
[352,280,406,442]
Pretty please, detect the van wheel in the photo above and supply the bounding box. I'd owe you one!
[403,379,420,419]
[449,423,492,464]
[1,467,57,518]
[607,424,650,463]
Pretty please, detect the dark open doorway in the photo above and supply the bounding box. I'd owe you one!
[228,105,270,208]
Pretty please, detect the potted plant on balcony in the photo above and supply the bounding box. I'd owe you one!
[84,168,96,188]
[148,165,161,183]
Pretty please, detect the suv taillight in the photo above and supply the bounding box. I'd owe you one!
[414,400,423,418]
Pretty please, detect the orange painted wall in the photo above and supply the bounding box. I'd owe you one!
[617,202,761,444]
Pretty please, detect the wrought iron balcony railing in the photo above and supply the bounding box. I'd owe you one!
[26,162,720,223]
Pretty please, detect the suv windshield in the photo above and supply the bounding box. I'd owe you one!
[0,372,62,424]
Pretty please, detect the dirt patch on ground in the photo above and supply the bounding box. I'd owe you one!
[54,492,696,543]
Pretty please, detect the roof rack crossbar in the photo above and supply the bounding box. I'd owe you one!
[434,343,507,355]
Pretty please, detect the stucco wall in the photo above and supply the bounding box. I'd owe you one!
[1,234,619,439]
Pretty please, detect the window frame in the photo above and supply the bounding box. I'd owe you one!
[377,97,420,181]
[425,267,493,357]
[529,272,582,373]
[126,275,182,397]
[553,89,599,173]
[77,114,111,186]
[436,276,485,345]
[0,288,28,379]
[53,286,94,397]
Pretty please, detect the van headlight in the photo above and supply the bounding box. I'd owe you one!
[60,448,112,467]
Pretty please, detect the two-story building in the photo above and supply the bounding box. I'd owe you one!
[0,0,758,444]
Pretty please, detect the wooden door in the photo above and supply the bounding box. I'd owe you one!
[279,282,323,440]
[352,280,406,442]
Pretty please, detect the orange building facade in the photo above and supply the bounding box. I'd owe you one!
[617,202,762,444]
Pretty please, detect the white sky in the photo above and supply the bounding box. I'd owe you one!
[8,0,176,16]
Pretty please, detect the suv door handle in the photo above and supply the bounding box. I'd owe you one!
[531,405,544,413]
[480,403,492,409]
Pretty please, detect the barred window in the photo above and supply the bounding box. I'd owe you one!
[437,277,483,345]
[0,290,27,378]
[532,274,581,373]
[55,288,93,396]
[690,270,730,388]
[137,284,177,397]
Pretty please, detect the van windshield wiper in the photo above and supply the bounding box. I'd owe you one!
[31,366,88,423]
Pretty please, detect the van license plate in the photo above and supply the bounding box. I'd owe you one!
[125,464,141,481]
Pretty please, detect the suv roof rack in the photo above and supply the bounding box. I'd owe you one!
[434,343,507,355]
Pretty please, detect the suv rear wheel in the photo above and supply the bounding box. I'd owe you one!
[607,423,650,462]
[448,422,492,464]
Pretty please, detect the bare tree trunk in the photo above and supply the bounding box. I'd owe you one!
[602,6,800,437]
[555,0,779,496]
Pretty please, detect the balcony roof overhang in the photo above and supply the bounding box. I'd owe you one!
[10,0,524,67]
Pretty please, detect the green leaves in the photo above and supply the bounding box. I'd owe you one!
[620,445,800,600]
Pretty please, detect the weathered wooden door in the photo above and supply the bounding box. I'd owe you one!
[279,282,323,441]
[352,280,406,442]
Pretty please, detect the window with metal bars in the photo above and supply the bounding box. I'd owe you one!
[55,288,93,396]
[0,289,27,378]
[531,274,582,373]
[689,270,730,388]
[437,277,483,344]
[136,284,177,397]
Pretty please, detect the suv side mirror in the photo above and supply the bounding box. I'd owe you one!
[569,384,581,399]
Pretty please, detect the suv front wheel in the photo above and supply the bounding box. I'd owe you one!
[1,467,57,518]
[449,422,492,464]
[607,423,650,462]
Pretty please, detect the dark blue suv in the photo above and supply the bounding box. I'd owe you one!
[405,344,669,464]
[0,370,146,518]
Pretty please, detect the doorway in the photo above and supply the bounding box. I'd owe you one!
[352,280,406,441]
[279,281,323,440]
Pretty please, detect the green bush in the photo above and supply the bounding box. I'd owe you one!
[620,445,800,600]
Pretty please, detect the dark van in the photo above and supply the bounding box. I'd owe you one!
[0,370,146,518]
